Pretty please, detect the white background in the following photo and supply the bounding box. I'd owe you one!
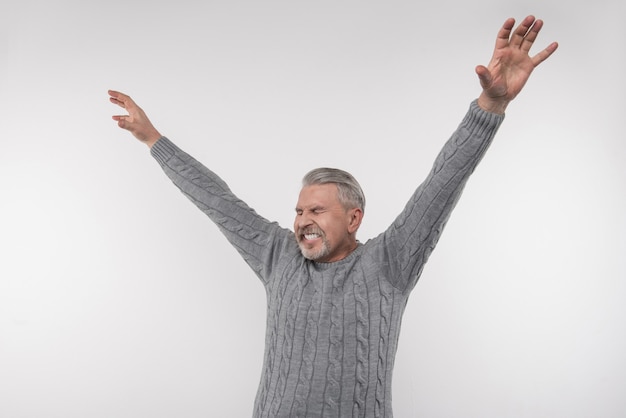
[1,1,625,417]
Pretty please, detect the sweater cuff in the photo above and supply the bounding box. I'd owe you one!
[464,100,506,135]
[150,136,178,165]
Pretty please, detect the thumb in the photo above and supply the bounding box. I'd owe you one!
[112,115,129,130]
[475,65,492,90]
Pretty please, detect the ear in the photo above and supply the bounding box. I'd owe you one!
[347,208,363,234]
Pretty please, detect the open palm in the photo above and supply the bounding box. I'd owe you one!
[477,16,558,113]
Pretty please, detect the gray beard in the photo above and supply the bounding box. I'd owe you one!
[298,236,330,261]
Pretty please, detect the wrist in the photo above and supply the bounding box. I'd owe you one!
[143,130,162,148]
[477,94,509,115]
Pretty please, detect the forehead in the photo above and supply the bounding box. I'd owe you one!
[296,184,340,207]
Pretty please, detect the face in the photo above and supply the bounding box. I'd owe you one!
[294,183,362,263]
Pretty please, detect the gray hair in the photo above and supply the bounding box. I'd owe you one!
[302,167,366,212]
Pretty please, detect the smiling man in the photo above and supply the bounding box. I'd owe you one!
[109,15,557,418]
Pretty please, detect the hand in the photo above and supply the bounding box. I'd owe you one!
[476,15,558,114]
[109,90,162,147]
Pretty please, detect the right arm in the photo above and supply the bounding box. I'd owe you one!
[150,137,295,285]
[108,90,295,285]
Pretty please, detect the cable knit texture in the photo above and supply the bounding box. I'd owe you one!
[151,101,504,417]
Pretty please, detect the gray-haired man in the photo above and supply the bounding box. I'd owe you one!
[109,15,557,417]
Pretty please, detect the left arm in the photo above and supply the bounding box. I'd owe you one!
[374,15,558,292]
[376,101,504,292]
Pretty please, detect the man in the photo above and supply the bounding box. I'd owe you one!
[109,15,557,417]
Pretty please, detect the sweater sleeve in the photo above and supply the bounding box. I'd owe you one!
[150,137,294,286]
[375,100,505,293]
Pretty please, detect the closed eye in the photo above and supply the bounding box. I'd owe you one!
[295,207,326,216]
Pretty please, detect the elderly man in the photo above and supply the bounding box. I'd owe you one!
[109,15,557,418]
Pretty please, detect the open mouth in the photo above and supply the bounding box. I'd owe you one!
[299,228,324,243]
[303,233,321,241]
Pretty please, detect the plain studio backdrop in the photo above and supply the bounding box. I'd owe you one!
[1,1,624,417]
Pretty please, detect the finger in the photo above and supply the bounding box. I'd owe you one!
[510,15,536,49]
[109,90,127,109]
[108,90,124,105]
[109,97,126,108]
[108,89,128,100]
[112,115,129,130]
[495,17,516,50]
[108,90,135,110]
[531,41,559,67]
[475,65,492,89]
[520,19,543,53]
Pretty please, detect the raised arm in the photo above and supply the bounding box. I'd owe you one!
[376,16,558,292]
[108,90,295,285]
[109,90,162,147]
[476,15,558,114]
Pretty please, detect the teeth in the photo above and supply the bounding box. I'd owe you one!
[304,233,320,240]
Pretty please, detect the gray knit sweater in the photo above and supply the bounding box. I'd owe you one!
[150,101,504,417]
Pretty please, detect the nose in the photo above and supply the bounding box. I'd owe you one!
[295,212,312,231]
